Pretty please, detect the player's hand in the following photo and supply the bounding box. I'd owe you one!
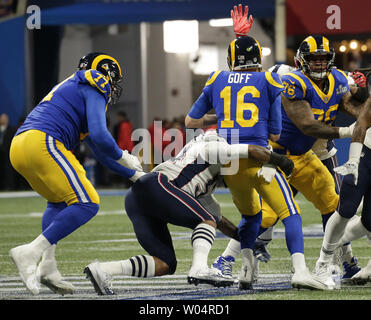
[268,152,294,178]
[350,71,367,88]
[117,150,143,172]
[257,164,277,183]
[129,171,146,182]
[334,161,359,185]
[231,4,253,37]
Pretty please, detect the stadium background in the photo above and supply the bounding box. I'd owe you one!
[1,0,371,189]
[0,0,371,302]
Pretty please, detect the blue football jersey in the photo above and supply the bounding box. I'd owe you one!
[278,68,349,155]
[190,71,283,147]
[17,70,111,151]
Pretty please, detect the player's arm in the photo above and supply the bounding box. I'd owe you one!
[333,98,371,184]
[339,90,365,118]
[185,92,216,128]
[185,114,217,129]
[81,85,143,178]
[351,97,371,143]
[281,95,351,139]
[217,216,239,241]
[202,140,293,177]
[268,93,282,142]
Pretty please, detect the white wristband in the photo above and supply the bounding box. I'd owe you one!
[338,127,352,138]
[348,142,363,162]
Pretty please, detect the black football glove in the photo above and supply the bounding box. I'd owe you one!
[268,152,294,178]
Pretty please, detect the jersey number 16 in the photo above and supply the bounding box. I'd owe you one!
[220,86,260,128]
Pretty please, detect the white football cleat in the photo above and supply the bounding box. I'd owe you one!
[84,261,115,295]
[188,266,234,287]
[238,263,254,290]
[292,267,333,290]
[36,259,75,295]
[9,244,40,295]
[314,260,338,290]
[351,259,371,285]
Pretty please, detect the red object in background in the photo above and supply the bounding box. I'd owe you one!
[117,121,134,153]
[286,0,371,35]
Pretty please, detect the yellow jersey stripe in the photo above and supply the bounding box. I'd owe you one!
[335,68,349,81]
[205,70,222,86]
[265,72,284,88]
[303,71,335,103]
[286,72,307,98]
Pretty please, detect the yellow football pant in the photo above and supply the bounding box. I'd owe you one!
[223,158,300,221]
[10,130,99,205]
[261,149,339,229]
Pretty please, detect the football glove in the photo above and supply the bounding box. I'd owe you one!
[231,4,253,37]
[257,164,277,183]
[268,152,294,178]
[129,171,146,182]
[334,161,359,185]
[350,71,367,88]
[116,150,143,172]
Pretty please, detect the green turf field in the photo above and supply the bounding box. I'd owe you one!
[0,190,370,300]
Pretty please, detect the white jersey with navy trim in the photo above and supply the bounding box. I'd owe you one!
[152,132,250,220]
[153,137,224,199]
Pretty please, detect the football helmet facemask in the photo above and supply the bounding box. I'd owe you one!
[78,52,123,105]
[294,35,335,80]
[227,36,262,71]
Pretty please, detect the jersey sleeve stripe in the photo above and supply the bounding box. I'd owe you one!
[84,70,107,94]
[286,72,307,98]
[265,72,284,88]
[335,68,349,81]
[205,70,222,87]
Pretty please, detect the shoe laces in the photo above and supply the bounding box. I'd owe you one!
[215,256,234,277]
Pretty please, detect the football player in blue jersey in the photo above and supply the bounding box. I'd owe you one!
[9,52,144,295]
[185,35,330,290]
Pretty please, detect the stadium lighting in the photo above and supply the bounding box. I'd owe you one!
[339,45,346,52]
[349,40,358,50]
[262,47,271,56]
[209,18,233,27]
[361,44,368,52]
[163,20,199,54]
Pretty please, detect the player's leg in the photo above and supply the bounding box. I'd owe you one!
[257,169,332,290]
[223,159,265,289]
[9,130,99,294]
[316,152,370,284]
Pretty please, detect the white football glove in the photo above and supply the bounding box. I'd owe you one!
[257,164,277,183]
[116,150,143,172]
[334,161,359,185]
[129,171,146,182]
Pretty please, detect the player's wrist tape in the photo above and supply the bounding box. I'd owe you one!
[348,142,363,163]
[338,126,352,138]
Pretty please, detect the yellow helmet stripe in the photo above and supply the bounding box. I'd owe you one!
[254,37,262,60]
[322,36,330,52]
[304,36,317,53]
[229,39,236,69]
[91,54,122,76]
